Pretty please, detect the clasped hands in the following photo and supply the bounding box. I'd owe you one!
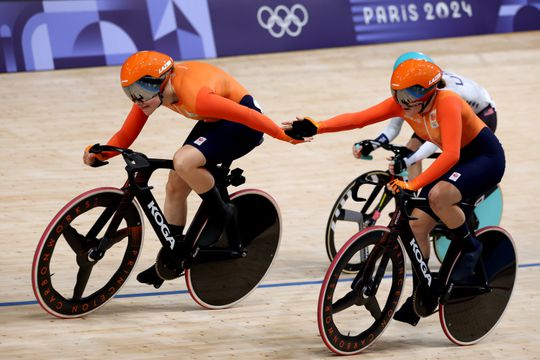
[281,117,319,143]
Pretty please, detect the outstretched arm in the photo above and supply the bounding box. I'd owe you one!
[318,98,402,133]
[195,87,296,142]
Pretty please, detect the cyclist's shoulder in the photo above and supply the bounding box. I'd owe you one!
[436,88,462,101]
[176,61,228,75]
[175,61,236,85]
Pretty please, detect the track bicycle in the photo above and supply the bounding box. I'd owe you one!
[325,141,503,269]
[317,189,516,355]
[32,145,281,318]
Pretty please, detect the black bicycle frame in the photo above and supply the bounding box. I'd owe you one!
[352,195,444,300]
[114,151,242,263]
[385,194,491,296]
[389,205,436,292]
[121,155,181,256]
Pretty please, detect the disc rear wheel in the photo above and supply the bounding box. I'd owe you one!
[440,227,516,345]
[186,189,281,309]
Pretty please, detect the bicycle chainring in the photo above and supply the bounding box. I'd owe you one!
[412,286,439,317]
[155,248,184,280]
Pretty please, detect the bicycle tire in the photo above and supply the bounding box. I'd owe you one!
[318,227,405,355]
[439,226,516,345]
[325,171,393,272]
[186,189,281,309]
[32,188,144,318]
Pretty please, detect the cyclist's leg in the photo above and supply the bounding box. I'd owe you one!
[173,144,214,193]
[164,169,191,231]
[428,129,505,282]
[137,146,209,284]
[173,143,235,247]
[138,145,211,284]
[409,208,437,258]
[179,101,264,246]
[137,125,218,287]
[137,171,194,285]
[428,181,465,228]
[428,181,481,282]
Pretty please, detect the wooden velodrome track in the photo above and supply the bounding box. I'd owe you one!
[1,31,539,359]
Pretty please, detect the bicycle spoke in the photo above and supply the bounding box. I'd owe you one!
[351,264,366,289]
[364,296,382,319]
[86,205,117,240]
[63,224,87,254]
[72,263,94,301]
[104,227,130,249]
[332,290,361,314]
[336,209,363,223]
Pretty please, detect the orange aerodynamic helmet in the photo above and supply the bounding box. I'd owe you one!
[120,50,174,102]
[390,59,442,111]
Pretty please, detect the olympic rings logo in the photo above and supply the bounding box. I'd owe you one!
[257,4,309,38]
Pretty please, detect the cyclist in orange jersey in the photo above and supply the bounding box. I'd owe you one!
[354,52,498,180]
[83,50,300,288]
[285,58,505,325]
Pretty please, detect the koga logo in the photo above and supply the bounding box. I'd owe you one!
[257,4,309,38]
[147,200,175,249]
[410,239,431,285]
[158,60,172,75]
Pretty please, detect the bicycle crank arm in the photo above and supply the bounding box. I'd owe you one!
[190,248,246,263]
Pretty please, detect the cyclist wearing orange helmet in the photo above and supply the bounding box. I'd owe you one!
[353,52,498,180]
[120,50,174,104]
[286,58,505,325]
[83,50,299,288]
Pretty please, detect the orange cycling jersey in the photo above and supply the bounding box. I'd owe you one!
[318,90,486,190]
[100,61,286,159]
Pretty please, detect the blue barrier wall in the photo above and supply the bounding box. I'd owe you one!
[1,0,539,73]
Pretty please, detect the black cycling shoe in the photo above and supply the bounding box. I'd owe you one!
[198,203,235,247]
[137,265,165,289]
[198,187,235,247]
[394,296,420,326]
[450,238,483,283]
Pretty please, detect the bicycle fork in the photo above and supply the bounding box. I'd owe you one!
[87,190,136,262]
[359,236,393,297]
